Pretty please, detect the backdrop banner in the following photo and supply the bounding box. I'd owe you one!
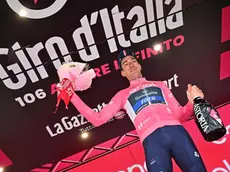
[0,0,229,171]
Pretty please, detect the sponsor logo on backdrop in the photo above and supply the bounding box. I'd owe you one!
[117,159,230,172]
[1,0,184,82]
[0,0,184,109]
[118,161,147,172]
[212,159,230,172]
[212,124,230,144]
[46,102,107,137]
[6,0,68,19]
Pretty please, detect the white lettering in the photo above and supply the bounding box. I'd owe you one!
[99,9,117,53]
[118,161,147,172]
[145,0,157,37]
[212,159,230,172]
[12,42,39,83]
[26,42,49,79]
[62,117,74,130]
[78,115,88,126]
[166,0,183,30]
[72,116,81,127]
[15,89,47,107]
[162,74,180,90]
[0,63,27,90]
[45,37,72,69]
[127,6,148,43]
[112,6,131,47]
[56,123,65,134]
[23,93,36,104]
[0,48,9,55]
[194,104,209,133]
[46,126,58,137]
[128,164,145,172]
[46,103,106,137]
[72,15,99,61]
[1,0,184,91]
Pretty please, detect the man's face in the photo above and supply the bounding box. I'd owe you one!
[120,55,142,80]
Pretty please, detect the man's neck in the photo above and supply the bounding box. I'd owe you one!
[129,75,144,82]
[129,75,144,83]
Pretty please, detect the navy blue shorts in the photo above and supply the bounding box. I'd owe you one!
[143,125,207,172]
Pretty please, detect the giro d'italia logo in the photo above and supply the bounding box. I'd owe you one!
[6,0,67,19]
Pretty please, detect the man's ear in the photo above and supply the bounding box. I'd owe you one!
[121,70,126,77]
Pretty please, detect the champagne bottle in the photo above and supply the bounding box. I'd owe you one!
[193,97,226,141]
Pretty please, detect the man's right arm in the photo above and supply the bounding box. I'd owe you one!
[70,92,123,127]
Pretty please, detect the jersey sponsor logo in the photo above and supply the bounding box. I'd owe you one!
[128,87,166,114]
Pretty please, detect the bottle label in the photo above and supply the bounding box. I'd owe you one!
[194,104,210,134]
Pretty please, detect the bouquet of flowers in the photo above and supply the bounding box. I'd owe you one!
[53,62,96,113]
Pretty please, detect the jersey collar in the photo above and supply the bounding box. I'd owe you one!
[129,77,146,85]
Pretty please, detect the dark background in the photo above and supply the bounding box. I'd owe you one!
[0,0,229,171]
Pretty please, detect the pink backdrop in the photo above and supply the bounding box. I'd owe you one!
[61,104,230,172]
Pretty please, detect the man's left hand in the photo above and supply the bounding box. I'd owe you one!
[186,84,204,104]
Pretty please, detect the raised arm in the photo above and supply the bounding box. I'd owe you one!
[70,91,123,127]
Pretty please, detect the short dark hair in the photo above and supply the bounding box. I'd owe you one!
[117,49,137,70]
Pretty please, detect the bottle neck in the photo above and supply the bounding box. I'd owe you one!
[194,96,205,104]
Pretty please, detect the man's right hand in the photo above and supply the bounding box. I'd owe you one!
[57,78,74,97]
[53,78,75,113]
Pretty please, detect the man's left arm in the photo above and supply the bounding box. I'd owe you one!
[160,82,203,123]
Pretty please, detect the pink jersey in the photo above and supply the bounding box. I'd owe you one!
[70,77,194,142]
